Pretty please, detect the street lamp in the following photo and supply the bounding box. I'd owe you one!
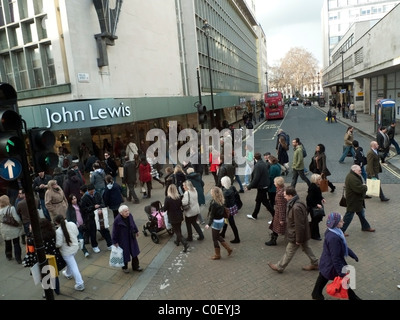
[340,51,345,103]
[202,20,215,128]
[265,71,268,92]
[317,72,320,98]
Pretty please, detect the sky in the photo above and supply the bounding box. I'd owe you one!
[253,0,324,67]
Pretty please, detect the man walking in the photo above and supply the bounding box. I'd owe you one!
[245,152,275,220]
[366,141,389,202]
[341,165,376,236]
[268,186,319,273]
[290,138,311,188]
[123,155,140,204]
[339,126,355,163]
[387,121,400,155]
[376,126,390,163]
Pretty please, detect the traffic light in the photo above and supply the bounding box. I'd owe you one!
[196,103,207,125]
[28,128,58,173]
[0,83,23,181]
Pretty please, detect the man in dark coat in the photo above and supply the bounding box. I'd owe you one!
[80,184,112,253]
[366,140,389,202]
[123,156,140,204]
[217,154,235,188]
[341,164,375,236]
[245,152,274,220]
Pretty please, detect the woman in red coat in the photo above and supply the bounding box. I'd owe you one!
[138,155,152,198]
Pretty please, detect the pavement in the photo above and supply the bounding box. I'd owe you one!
[1,104,400,306]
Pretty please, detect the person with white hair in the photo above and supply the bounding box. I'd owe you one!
[111,204,142,273]
[219,176,240,243]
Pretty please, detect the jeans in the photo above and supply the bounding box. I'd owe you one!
[339,146,355,163]
[291,169,311,188]
[341,208,371,232]
[235,175,244,191]
[39,198,51,221]
[390,138,400,154]
[360,166,367,182]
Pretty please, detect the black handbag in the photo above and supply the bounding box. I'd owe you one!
[339,187,347,207]
[311,206,325,218]
[2,207,20,227]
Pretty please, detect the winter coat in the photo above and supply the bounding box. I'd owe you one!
[366,149,382,177]
[207,200,225,226]
[103,182,124,210]
[63,172,84,202]
[123,160,137,186]
[268,163,281,193]
[310,151,331,177]
[55,221,79,256]
[80,191,104,224]
[186,172,205,205]
[182,189,200,218]
[269,187,287,235]
[112,213,140,262]
[222,186,236,208]
[344,170,367,213]
[217,163,235,187]
[139,162,151,183]
[319,229,358,280]
[285,195,310,244]
[163,196,183,225]
[247,159,270,190]
[292,145,305,170]
[45,187,68,221]
[0,205,22,240]
[90,169,106,192]
[32,174,52,200]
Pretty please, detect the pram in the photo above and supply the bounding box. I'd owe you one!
[143,201,174,243]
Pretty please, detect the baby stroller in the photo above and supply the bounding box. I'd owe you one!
[143,201,174,243]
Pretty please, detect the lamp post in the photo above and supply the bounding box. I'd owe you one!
[317,72,320,98]
[340,51,345,104]
[202,20,215,128]
[265,71,268,92]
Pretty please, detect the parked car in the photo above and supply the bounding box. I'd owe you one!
[303,99,311,106]
[291,100,298,106]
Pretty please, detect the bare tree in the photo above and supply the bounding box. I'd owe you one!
[268,47,318,97]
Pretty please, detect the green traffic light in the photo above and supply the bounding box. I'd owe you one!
[6,139,15,153]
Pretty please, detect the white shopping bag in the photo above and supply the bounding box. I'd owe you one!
[163,211,172,230]
[109,245,124,268]
[366,178,380,197]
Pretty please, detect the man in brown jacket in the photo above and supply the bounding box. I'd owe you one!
[268,186,319,273]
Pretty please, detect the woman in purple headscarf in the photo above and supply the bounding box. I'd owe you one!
[311,212,361,300]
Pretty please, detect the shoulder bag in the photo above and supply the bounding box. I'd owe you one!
[339,187,347,207]
[2,206,20,227]
[182,192,191,211]
[319,178,329,193]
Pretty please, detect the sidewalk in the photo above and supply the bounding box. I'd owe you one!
[1,104,399,301]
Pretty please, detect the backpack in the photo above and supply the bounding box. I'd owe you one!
[280,132,290,146]
[301,144,307,158]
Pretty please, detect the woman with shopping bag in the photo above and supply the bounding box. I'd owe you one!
[366,141,389,201]
[309,144,336,193]
[111,204,142,273]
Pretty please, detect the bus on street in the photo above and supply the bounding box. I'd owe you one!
[264,91,285,120]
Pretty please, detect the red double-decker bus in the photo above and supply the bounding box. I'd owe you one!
[264,91,285,120]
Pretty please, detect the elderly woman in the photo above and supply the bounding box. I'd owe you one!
[311,212,361,300]
[45,180,68,222]
[182,180,204,241]
[112,204,142,273]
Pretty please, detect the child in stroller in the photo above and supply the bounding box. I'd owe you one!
[143,200,173,243]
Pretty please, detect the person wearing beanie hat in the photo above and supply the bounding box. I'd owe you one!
[311,212,361,300]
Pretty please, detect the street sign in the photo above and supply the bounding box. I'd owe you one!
[0,157,22,181]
